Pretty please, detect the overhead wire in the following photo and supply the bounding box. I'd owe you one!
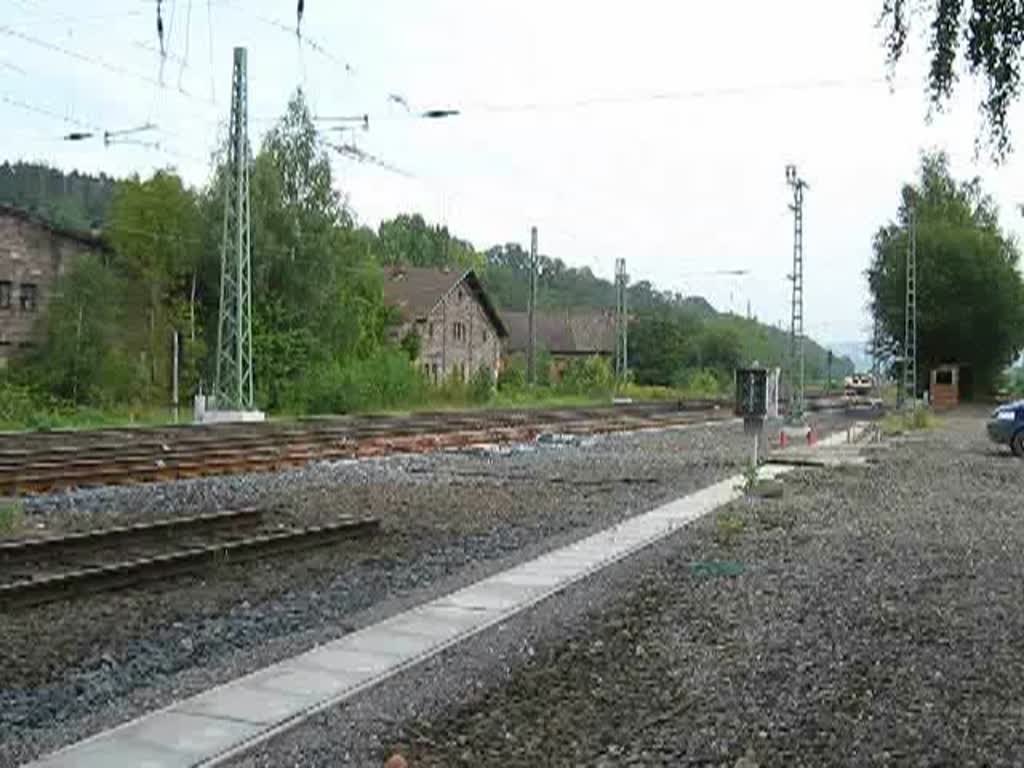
[0,26,218,109]
[177,0,193,92]
[206,0,216,101]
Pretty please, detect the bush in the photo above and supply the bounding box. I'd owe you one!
[497,357,526,391]
[286,349,428,414]
[0,379,74,430]
[672,367,723,398]
[469,365,495,403]
[557,356,614,395]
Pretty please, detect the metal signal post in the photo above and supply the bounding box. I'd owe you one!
[904,199,917,408]
[785,164,808,424]
[614,258,628,381]
[527,226,538,386]
[214,47,254,411]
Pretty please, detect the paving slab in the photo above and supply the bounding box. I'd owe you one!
[24,425,867,768]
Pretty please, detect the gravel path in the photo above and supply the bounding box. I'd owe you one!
[376,409,1024,767]
[226,408,1024,767]
[3,414,835,768]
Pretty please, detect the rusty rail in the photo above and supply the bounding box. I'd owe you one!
[0,515,379,610]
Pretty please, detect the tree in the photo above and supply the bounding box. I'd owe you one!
[377,213,480,270]
[867,152,1024,394]
[209,88,390,409]
[107,171,203,397]
[882,1,1024,157]
[28,255,138,405]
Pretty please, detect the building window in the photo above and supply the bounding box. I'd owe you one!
[428,322,435,339]
[453,322,466,342]
[19,283,38,312]
[0,281,10,310]
[482,329,488,343]
[458,289,464,302]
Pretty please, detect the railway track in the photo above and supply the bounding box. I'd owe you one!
[0,509,379,609]
[0,400,735,495]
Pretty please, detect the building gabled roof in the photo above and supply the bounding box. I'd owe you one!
[0,203,109,251]
[381,266,509,338]
[503,308,617,355]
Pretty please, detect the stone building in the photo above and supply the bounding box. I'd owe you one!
[382,266,508,384]
[0,204,108,364]
[503,308,617,373]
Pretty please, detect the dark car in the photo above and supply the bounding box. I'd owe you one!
[987,400,1024,455]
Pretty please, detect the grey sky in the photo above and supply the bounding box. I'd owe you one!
[4,1,1024,344]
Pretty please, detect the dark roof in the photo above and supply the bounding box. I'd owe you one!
[503,309,617,355]
[381,266,508,338]
[0,203,109,251]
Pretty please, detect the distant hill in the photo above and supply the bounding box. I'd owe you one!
[479,244,854,382]
[0,161,116,230]
[829,340,871,373]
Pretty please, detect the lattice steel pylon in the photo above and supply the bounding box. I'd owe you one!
[214,47,254,411]
[614,258,628,381]
[903,200,917,408]
[785,164,808,423]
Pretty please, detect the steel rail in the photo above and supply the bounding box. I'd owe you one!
[0,508,262,569]
[0,515,380,610]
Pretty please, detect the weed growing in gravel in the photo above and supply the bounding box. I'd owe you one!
[737,461,760,494]
[882,407,936,435]
[715,512,746,547]
[0,499,24,536]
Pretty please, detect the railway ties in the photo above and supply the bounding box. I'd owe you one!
[0,401,736,495]
[0,509,380,610]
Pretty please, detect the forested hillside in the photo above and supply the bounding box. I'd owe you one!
[481,243,852,385]
[0,161,115,230]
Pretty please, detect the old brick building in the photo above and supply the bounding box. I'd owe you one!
[0,205,108,364]
[382,266,508,384]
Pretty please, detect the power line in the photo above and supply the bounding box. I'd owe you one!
[0,26,218,109]
[1,92,103,133]
[370,76,894,121]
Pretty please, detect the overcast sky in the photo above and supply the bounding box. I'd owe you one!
[5,1,1024,344]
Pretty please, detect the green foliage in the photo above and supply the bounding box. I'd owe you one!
[378,214,480,270]
[882,2,1021,158]
[867,152,1024,395]
[737,461,760,494]
[714,513,746,547]
[400,329,421,361]
[234,89,389,409]
[469,365,495,403]
[24,255,144,405]
[558,356,615,395]
[285,349,428,414]
[881,407,936,435]
[107,170,205,400]
[497,356,526,390]
[0,161,115,229]
[675,368,723,398]
[0,499,24,536]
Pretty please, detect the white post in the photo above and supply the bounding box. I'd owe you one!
[172,330,180,423]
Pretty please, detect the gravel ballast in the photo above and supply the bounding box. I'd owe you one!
[225,409,1024,767]
[2,414,834,768]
